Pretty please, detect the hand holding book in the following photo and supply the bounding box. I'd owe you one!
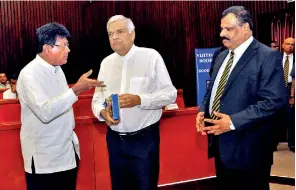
[101,95,120,125]
[118,94,141,108]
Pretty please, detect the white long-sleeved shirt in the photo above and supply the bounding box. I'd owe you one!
[282,52,294,83]
[3,88,17,99]
[92,45,177,133]
[17,55,80,174]
[209,36,254,130]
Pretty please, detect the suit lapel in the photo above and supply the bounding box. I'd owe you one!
[211,50,229,84]
[222,39,259,97]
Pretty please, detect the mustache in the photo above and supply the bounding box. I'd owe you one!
[221,37,230,41]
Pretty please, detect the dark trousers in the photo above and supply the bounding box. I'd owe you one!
[106,122,160,190]
[215,157,271,190]
[287,104,295,148]
[275,84,295,148]
[25,152,79,190]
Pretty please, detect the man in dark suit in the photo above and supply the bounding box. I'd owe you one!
[290,65,295,106]
[196,6,285,190]
[279,37,295,152]
[289,64,295,151]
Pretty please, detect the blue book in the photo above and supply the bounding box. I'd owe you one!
[111,94,120,120]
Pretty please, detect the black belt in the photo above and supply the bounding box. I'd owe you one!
[108,121,159,136]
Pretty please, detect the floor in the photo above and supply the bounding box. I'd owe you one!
[270,184,294,190]
[159,142,295,190]
[270,143,295,190]
[272,143,295,178]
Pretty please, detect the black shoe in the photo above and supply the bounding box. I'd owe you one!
[289,147,295,152]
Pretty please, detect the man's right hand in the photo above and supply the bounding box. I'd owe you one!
[72,69,105,96]
[100,104,120,126]
[196,112,206,135]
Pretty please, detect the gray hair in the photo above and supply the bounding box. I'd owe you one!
[107,15,135,33]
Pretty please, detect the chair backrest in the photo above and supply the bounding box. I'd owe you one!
[176,89,185,108]
[0,88,10,99]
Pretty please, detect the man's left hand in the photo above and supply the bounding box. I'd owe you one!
[289,97,295,107]
[119,94,141,108]
[203,111,232,135]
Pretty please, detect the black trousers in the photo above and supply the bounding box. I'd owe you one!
[25,152,79,190]
[215,154,271,190]
[288,105,295,148]
[106,122,160,190]
[275,84,295,148]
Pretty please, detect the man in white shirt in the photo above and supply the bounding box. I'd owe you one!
[92,15,177,190]
[0,72,11,89]
[3,73,18,99]
[17,22,105,190]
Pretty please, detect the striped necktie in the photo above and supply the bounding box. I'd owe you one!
[211,51,234,120]
[284,56,290,86]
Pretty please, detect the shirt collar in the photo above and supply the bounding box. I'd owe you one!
[284,52,293,58]
[36,54,61,74]
[0,81,9,86]
[232,36,254,57]
[118,44,137,62]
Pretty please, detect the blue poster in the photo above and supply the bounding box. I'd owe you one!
[195,48,217,106]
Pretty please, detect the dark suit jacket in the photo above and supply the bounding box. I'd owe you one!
[199,38,286,169]
[291,64,295,78]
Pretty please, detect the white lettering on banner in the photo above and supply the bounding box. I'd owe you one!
[198,69,209,73]
[199,58,212,63]
[198,53,214,58]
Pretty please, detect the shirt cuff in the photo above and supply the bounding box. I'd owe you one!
[230,119,235,130]
[68,88,78,102]
[97,107,106,121]
[138,94,150,108]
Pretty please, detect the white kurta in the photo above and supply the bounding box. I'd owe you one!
[17,55,79,174]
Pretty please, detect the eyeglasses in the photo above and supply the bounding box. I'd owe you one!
[284,43,295,47]
[51,44,70,49]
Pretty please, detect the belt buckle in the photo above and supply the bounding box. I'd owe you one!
[119,133,127,140]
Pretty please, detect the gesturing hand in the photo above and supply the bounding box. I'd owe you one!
[72,69,105,95]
